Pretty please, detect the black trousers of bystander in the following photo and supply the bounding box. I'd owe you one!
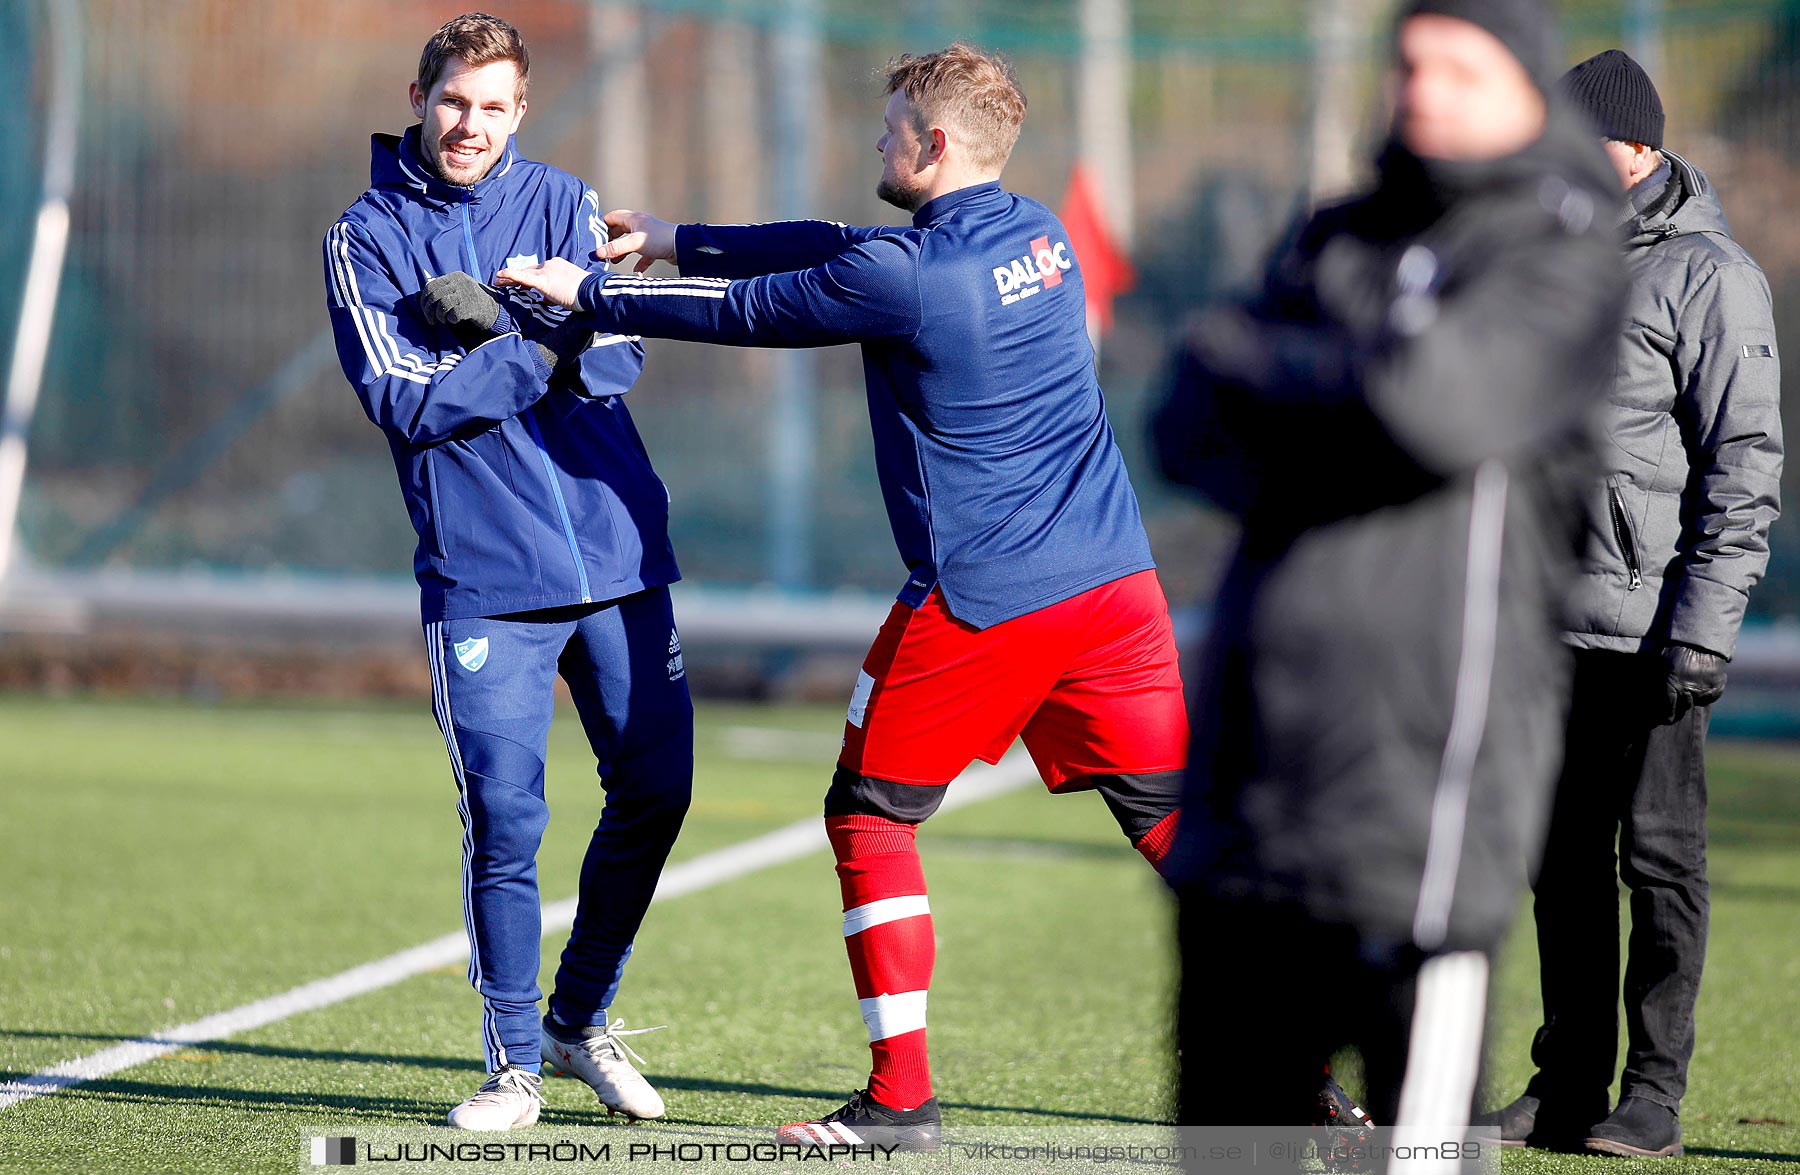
[1525,647,1711,1115]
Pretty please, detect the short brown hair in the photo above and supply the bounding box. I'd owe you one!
[883,43,1027,172]
[418,13,530,103]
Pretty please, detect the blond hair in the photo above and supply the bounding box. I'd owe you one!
[883,43,1027,172]
[418,13,530,104]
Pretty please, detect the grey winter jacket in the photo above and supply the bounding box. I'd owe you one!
[1154,108,1626,952]
[1564,152,1782,660]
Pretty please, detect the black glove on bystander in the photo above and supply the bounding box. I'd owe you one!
[1660,643,1727,725]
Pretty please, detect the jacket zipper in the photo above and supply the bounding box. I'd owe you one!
[1608,484,1643,592]
[423,448,447,559]
[524,414,592,602]
[461,192,592,603]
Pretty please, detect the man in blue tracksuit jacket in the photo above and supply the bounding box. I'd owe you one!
[499,43,1188,1150]
[323,14,688,1131]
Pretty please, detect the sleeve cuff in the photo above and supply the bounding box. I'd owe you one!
[578,271,608,313]
[675,223,727,277]
[490,306,519,337]
[1667,574,1750,661]
[527,340,555,381]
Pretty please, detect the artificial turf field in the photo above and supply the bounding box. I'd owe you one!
[0,694,1795,1174]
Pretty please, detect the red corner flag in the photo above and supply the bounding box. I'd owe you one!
[1060,164,1136,335]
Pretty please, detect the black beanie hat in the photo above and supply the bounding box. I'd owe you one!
[1400,0,1560,92]
[1559,49,1664,148]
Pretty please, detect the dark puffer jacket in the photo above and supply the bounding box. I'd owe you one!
[1153,107,1626,952]
[1563,152,1782,660]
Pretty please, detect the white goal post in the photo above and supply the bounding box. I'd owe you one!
[0,0,83,586]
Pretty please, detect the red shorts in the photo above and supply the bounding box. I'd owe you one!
[838,569,1189,790]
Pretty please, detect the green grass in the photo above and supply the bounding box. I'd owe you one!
[0,697,1174,1173]
[0,696,1796,1173]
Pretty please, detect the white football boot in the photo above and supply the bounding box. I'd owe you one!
[447,1064,545,1131]
[542,1015,667,1121]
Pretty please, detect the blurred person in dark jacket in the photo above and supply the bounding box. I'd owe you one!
[1152,0,1626,1147]
[1481,49,1782,1160]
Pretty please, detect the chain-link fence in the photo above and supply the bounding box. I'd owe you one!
[6,0,1800,615]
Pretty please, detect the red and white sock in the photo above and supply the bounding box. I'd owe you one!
[826,813,935,1111]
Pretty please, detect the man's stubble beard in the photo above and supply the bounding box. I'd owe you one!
[876,176,924,213]
[423,133,500,188]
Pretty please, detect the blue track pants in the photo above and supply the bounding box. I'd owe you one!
[424,587,693,1073]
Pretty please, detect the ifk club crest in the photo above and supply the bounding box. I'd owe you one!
[453,636,489,672]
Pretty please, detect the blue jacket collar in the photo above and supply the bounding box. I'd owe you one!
[913,181,1004,228]
[371,126,521,209]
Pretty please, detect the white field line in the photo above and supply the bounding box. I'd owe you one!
[0,752,1040,1112]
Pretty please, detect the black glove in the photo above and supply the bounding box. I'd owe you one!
[1659,644,1727,725]
[420,272,501,333]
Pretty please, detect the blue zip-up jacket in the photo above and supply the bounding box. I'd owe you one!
[571,182,1155,630]
[326,127,679,622]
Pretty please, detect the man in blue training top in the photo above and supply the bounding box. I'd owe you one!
[497,43,1189,1151]
[324,12,690,1131]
